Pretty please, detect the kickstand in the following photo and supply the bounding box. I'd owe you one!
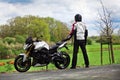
[46,65,48,71]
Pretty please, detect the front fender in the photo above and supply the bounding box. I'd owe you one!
[19,53,27,62]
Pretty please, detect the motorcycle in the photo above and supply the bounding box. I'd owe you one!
[14,37,70,72]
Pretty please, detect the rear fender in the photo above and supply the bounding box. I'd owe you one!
[19,53,27,62]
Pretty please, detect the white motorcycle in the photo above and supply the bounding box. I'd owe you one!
[14,37,70,72]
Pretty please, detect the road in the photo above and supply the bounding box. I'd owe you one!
[0,64,120,80]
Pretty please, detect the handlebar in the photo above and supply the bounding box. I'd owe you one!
[57,41,69,50]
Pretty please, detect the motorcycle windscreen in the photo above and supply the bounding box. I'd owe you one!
[33,41,49,50]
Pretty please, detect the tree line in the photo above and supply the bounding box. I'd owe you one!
[0,15,69,42]
[0,15,70,59]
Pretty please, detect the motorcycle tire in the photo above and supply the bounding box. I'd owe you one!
[14,55,31,72]
[54,51,70,69]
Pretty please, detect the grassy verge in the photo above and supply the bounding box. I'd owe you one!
[0,44,120,73]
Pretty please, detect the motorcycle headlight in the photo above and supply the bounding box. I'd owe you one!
[23,44,32,50]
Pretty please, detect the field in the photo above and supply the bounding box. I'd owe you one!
[0,43,120,73]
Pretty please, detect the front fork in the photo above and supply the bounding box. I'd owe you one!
[19,51,30,62]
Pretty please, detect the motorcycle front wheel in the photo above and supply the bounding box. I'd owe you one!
[14,55,31,72]
[54,52,70,69]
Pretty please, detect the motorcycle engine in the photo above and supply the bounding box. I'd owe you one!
[32,49,49,64]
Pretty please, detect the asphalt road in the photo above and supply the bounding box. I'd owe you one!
[0,64,120,80]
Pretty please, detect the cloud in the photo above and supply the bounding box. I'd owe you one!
[0,0,32,4]
[0,0,120,36]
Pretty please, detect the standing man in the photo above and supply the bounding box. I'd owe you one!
[63,14,89,69]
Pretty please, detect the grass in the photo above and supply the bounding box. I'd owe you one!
[0,43,120,73]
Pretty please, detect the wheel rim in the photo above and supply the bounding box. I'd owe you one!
[55,54,70,69]
[15,57,30,71]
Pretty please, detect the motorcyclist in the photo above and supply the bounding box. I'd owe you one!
[63,14,89,69]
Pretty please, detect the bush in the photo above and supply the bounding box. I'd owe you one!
[0,38,23,59]
[87,38,92,45]
[3,37,15,44]
[15,35,25,43]
[0,40,9,59]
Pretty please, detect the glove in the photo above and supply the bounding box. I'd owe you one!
[62,35,72,42]
[62,39,67,42]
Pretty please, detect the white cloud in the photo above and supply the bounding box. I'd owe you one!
[0,0,120,36]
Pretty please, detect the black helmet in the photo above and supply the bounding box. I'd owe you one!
[75,14,82,22]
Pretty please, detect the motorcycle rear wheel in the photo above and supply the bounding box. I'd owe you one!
[54,52,70,69]
[14,55,31,72]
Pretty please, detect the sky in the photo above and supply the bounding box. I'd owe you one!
[0,0,120,36]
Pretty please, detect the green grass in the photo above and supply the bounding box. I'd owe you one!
[67,43,120,67]
[0,44,120,73]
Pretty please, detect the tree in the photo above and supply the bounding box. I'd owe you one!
[27,18,50,41]
[96,0,116,64]
[43,17,69,42]
[97,1,116,36]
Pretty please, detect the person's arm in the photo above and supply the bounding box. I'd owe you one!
[85,29,88,40]
[62,34,72,41]
[62,22,76,41]
[84,28,88,45]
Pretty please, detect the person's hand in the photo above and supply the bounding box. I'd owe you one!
[62,37,69,42]
[61,39,66,42]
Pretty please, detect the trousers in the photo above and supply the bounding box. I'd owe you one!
[71,40,89,67]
